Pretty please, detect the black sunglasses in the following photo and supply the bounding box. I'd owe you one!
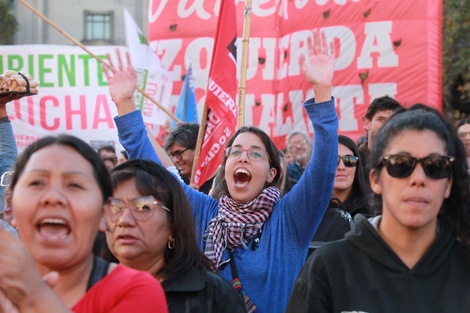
[337,155,359,167]
[381,154,455,179]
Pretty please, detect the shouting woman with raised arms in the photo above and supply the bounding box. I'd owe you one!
[105,29,338,313]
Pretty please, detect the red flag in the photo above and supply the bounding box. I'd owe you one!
[193,0,237,187]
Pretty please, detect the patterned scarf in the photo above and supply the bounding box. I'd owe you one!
[204,186,281,268]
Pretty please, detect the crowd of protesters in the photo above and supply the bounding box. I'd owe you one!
[2,28,470,313]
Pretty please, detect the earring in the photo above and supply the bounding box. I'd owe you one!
[167,238,175,249]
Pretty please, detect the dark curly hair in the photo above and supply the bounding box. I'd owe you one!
[369,105,470,244]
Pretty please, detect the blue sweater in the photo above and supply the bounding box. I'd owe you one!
[114,97,338,313]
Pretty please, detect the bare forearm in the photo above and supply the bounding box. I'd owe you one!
[19,285,72,313]
[312,86,331,103]
[0,105,7,119]
[114,98,136,117]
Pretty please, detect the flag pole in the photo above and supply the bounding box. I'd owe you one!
[190,0,238,187]
[189,105,208,185]
[17,0,181,123]
[184,60,191,120]
[237,0,252,128]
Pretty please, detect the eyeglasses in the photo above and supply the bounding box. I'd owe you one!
[225,147,269,161]
[168,147,190,160]
[458,131,470,139]
[337,155,359,167]
[290,140,307,147]
[381,154,455,179]
[107,196,171,222]
[0,171,13,187]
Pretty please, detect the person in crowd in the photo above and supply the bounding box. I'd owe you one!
[282,149,293,166]
[97,144,117,171]
[456,118,470,170]
[356,135,366,147]
[164,122,214,194]
[105,28,338,313]
[1,182,18,236]
[0,97,21,236]
[286,106,470,313]
[0,99,18,216]
[0,134,167,312]
[310,135,371,249]
[117,150,129,165]
[105,159,247,312]
[358,95,401,166]
[283,130,312,193]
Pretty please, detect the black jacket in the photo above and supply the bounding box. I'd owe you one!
[286,215,470,313]
[162,267,247,313]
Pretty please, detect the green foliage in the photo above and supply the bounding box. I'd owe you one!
[443,0,470,115]
[0,0,18,44]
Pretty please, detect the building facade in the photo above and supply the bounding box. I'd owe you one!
[13,0,149,46]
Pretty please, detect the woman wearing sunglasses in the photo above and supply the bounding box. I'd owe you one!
[286,107,470,312]
[309,135,370,249]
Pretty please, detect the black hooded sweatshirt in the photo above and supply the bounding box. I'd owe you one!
[286,215,470,313]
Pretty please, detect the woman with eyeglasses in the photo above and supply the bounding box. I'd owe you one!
[105,29,338,313]
[164,122,216,195]
[286,106,470,313]
[104,159,247,312]
[309,135,371,250]
[0,134,168,312]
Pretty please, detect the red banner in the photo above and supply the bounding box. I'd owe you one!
[148,0,442,147]
[192,0,237,187]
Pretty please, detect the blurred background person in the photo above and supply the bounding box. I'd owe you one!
[1,179,18,236]
[98,144,118,171]
[456,118,470,170]
[117,150,129,165]
[284,130,312,193]
[359,95,401,168]
[164,123,214,194]
[310,135,371,251]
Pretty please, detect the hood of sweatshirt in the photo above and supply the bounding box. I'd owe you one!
[345,214,455,278]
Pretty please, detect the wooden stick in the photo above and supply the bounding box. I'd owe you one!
[17,0,180,123]
[237,0,252,128]
[189,104,209,185]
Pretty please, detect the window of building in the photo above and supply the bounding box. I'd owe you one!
[83,11,114,44]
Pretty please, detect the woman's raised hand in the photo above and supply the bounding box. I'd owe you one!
[299,29,336,102]
[103,50,137,115]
